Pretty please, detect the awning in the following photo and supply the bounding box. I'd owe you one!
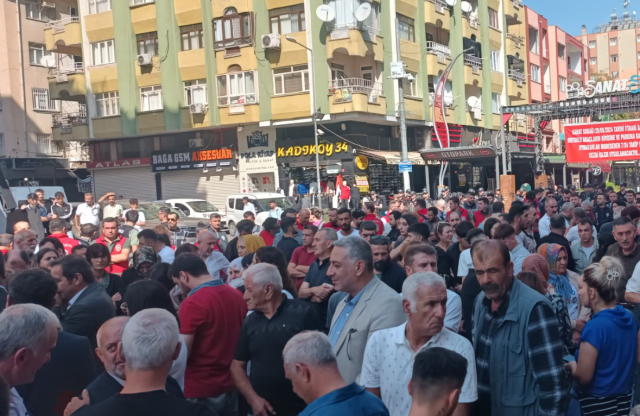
[544,155,566,164]
[420,146,498,161]
[358,150,426,165]
[568,160,612,172]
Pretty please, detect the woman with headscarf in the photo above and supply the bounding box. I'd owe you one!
[227,257,245,289]
[119,247,159,309]
[237,234,265,257]
[538,243,590,346]
[521,254,572,350]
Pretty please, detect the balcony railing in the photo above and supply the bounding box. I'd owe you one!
[49,62,84,77]
[327,22,381,40]
[37,135,64,157]
[65,141,91,162]
[45,17,80,34]
[506,33,524,48]
[328,78,382,103]
[507,69,526,83]
[427,0,448,13]
[426,41,451,59]
[464,54,482,69]
[511,0,522,8]
[544,84,551,94]
[53,104,88,128]
[32,88,59,113]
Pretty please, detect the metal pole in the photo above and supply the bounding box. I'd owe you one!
[501,107,507,176]
[425,163,430,196]
[495,155,500,190]
[563,164,567,187]
[395,18,411,191]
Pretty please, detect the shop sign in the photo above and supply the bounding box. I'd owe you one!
[568,76,640,99]
[151,147,235,172]
[276,139,352,162]
[422,147,496,161]
[240,150,276,173]
[355,155,369,170]
[565,120,640,163]
[247,131,269,148]
[13,158,69,170]
[399,161,412,173]
[355,175,369,193]
[87,158,151,169]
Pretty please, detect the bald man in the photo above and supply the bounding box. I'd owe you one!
[13,221,30,234]
[198,231,230,281]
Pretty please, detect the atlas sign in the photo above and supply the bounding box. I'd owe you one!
[567,76,640,98]
[87,158,150,169]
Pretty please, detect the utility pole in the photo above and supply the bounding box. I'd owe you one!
[395,18,411,191]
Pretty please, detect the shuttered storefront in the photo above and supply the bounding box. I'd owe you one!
[160,170,239,209]
[92,167,157,201]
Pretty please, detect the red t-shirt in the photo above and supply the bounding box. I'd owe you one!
[340,185,351,200]
[290,246,317,289]
[49,232,79,255]
[323,222,340,231]
[474,210,486,225]
[179,282,247,398]
[259,229,274,246]
[364,213,384,235]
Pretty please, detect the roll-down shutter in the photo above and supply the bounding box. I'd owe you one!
[92,167,157,201]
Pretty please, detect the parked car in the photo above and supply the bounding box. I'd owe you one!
[159,198,228,229]
[225,193,292,235]
[117,200,202,243]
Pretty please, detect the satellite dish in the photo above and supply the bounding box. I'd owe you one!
[316,5,335,22]
[445,0,457,7]
[354,2,372,22]
[41,55,55,68]
[461,1,472,12]
[466,96,480,109]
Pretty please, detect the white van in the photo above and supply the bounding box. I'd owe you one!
[10,186,68,207]
[225,193,292,235]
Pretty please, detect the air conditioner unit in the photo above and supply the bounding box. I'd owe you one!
[473,109,482,120]
[41,1,55,7]
[137,54,152,66]
[391,126,401,139]
[261,33,281,50]
[189,103,206,114]
[189,138,204,147]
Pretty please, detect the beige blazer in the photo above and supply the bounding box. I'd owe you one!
[330,277,406,384]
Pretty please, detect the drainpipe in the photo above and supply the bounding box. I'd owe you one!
[16,0,29,157]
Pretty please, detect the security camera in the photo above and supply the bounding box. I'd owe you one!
[406,73,414,82]
[317,129,325,136]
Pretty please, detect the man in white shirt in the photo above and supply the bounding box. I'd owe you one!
[336,208,360,239]
[456,229,487,281]
[75,193,101,228]
[361,272,477,416]
[538,196,558,239]
[566,207,597,245]
[242,197,256,214]
[138,229,174,265]
[0,304,60,416]
[102,193,123,219]
[122,198,146,227]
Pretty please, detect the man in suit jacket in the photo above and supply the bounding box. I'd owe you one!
[9,269,97,416]
[327,236,406,384]
[50,255,115,350]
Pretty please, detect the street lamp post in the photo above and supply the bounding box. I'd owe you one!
[286,35,323,210]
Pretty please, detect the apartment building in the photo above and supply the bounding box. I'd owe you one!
[0,0,88,197]
[36,0,534,201]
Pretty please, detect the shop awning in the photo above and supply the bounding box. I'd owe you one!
[420,146,498,161]
[568,161,612,172]
[544,155,566,164]
[358,150,426,165]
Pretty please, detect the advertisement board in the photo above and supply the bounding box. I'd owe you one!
[565,120,640,163]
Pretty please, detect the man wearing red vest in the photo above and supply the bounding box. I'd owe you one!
[447,196,471,224]
[93,217,131,274]
[416,199,430,223]
[48,218,79,255]
[362,202,384,235]
[473,197,491,226]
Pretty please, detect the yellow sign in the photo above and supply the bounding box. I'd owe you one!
[355,175,370,193]
[355,155,369,170]
[276,141,349,158]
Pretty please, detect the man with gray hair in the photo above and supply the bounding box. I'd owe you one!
[72,309,213,416]
[13,229,37,257]
[327,236,406,384]
[361,272,477,416]
[283,332,389,416]
[0,304,60,416]
[231,263,323,416]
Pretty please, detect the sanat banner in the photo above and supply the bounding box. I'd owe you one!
[565,120,640,163]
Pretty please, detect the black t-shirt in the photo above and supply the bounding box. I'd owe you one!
[380,261,407,293]
[234,298,323,416]
[277,237,300,263]
[303,258,332,327]
[459,269,481,341]
[446,243,463,278]
[73,390,213,416]
[435,246,454,286]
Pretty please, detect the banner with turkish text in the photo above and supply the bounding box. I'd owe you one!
[565,120,640,163]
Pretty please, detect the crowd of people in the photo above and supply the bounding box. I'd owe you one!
[2,182,640,416]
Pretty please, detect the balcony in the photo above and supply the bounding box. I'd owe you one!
[328,78,386,115]
[504,0,523,25]
[65,141,91,163]
[326,22,383,61]
[48,63,87,101]
[425,0,450,31]
[36,136,64,157]
[44,17,82,54]
[426,42,450,73]
[130,1,157,34]
[507,69,527,101]
[463,55,483,87]
[52,104,90,141]
[506,33,524,50]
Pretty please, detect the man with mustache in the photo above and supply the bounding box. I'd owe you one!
[606,216,640,302]
[471,240,566,416]
[360,272,477,416]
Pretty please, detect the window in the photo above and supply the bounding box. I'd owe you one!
[88,0,112,14]
[557,43,565,59]
[32,88,58,112]
[217,67,256,106]
[590,57,597,65]
[91,40,115,65]
[137,32,158,56]
[326,0,380,31]
[488,8,499,30]
[403,72,418,97]
[95,92,119,118]
[28,43,51,66]
[610,37,617,46]
[273,65,309,95]
[91,141,111,161]
[490,50,501,72]
[397,15,415,42]
[117,138,153,159]
[180,24,203,51]
[213,9,254,49]
[528,27,538,54]
[492,93,500,114]
[184,80,208,105]
[559,76,566,91]
[269,5,305,34]
[140,86,163,111]
[589,40,596,48]
[611,54,618,63]
[612,71,619,79]
[25,1,54,21]
[131,0,154,5]
[542,30,547,57]
[331,63,345,80]
[530,64,540,82]
[36,134,63,156]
